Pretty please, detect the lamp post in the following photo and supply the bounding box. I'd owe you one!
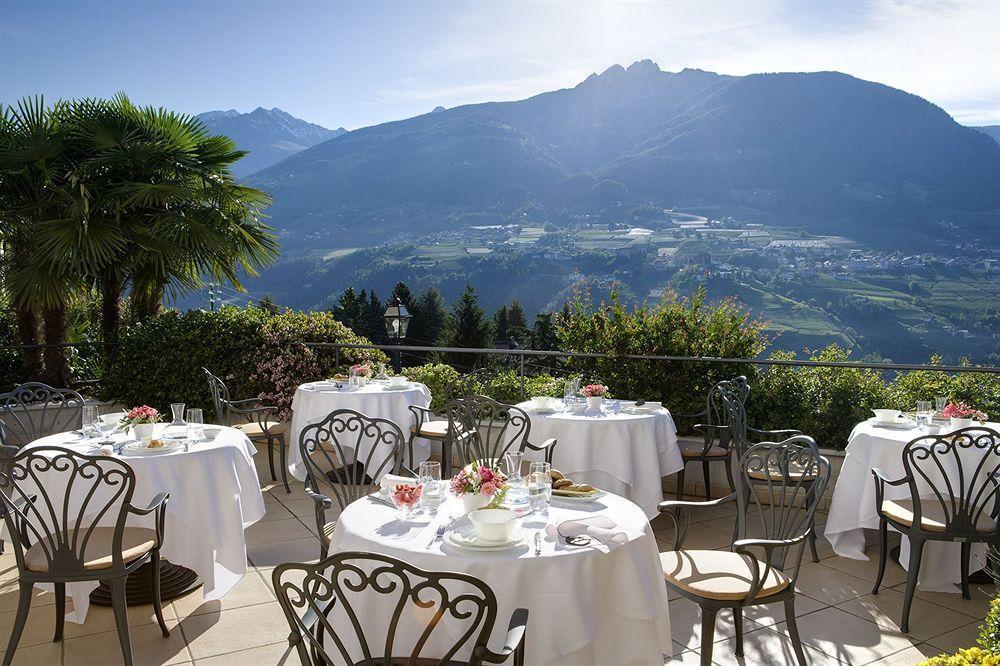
[383,295,412,373]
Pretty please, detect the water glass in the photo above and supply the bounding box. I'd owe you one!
[186,408,204,442]
[916,400,933,425]
[81,405,99,438]
[418,461,442,512]
[528,461,552,513]
[935,396,948,414]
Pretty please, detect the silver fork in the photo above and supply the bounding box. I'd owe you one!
[427,523,447,549]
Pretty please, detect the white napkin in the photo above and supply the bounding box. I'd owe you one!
[379,474,417,494]
[546,515,629,550]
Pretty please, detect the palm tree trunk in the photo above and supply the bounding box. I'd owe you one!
[101,273,123,345]
[131,280,165,321]
[41,303,70,387]
[14,301,43,382]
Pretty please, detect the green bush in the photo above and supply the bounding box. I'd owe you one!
[979,597,1000,654]
[921,648,1000,665]
[102,306,383,421]
[400,363,460,411]
[479,369,565,405]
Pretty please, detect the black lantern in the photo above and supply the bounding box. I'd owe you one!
[383,295,411,372]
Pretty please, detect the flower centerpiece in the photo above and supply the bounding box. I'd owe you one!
[348,363,372,387]
[942,401,989,428]
[122,405,163,442]
[581,383,609,412]
[390,483,423,519]
[450,461,508,514]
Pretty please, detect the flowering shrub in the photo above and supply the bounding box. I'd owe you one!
[943,401,989,421]
[451,462,507,503]
[581,383,608,398]
[122,405,161,426]
[402,363,460,410]
[921,648,1000,665]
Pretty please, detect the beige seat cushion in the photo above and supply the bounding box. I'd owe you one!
[410,420,449,439]
[679,442,729,458]
[323,521,337,543]
[25,527,157,573]
[235,420,287,438]
[881,498,996,533]
[660,550,790,601]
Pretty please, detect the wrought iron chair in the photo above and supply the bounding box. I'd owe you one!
[299,409,405,560]
[273,550,528,665]
[0,446,170,666]
[449,395,556,469]
[675,377,747,501]
[659,435,830,666]
[0,382,85,448]
[871,427,1000,633]
[407,369,490,476]
[204,368,290,493]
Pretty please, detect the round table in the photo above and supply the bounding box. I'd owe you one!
[825,420,1000,592]
[514,402,683,519]
[17,425,265,622]
[328,492,672,665]
[288,380,432,481]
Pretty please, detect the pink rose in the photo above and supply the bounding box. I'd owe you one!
[482,481,497,496]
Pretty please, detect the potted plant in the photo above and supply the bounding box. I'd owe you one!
[450,461,508,514]
[942,401,988,428]
[122,405,163,442]
[581,383,609,413]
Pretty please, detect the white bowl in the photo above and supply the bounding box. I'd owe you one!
[389,376,408,387]
[468,508,521,543]
[569,402,588,415]
[99,412,125,427]
[872,409,903,424]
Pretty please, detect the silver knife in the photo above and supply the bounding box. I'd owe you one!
[534,532,542,556]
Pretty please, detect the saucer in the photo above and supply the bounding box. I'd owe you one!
[446,525,525,551]
[122,440,184,455]
[384,384,412,391]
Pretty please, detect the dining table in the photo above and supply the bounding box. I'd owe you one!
[825,418,1000,592]
[287,379,432,481]
[514,400,684,519]
[12,424,265,622]
[327,490,673,665]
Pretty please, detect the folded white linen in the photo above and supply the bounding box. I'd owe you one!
[546,515,628,550]
[379,473,418,494]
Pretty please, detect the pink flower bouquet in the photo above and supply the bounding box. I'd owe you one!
[349,363,372,378]
[942,401,988,422]
[121,405,162,426]
[451,462,508,511]
[580,383,609,398]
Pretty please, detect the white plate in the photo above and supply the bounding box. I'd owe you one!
[869,418,918,430]
[446,525,526,551]
[551,488,607,502]
[122,441,185,456]
[525,407,556,415]
[623,406,658,415]
[383,384,413,391]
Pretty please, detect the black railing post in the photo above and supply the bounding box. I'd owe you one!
[519,353,526,400]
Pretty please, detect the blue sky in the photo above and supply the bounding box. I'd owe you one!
[2,0,998,129]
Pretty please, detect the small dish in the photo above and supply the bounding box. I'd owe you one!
[447,525,525,551]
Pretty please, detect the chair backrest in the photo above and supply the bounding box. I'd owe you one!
[0,383,85,447]
[900,427,1000,537]
[273,551,500,666]
[736,435,830,573]
[450,395,530,466]
[299,409,404,512]
[706,376,749,426]
[203,368,231,424]
[0,445,137,577]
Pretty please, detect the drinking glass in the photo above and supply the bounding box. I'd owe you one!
[95,417,116,446]
[418,461,442,512]
[935,396,948,415]
[528,461,552,513]
[916,401,933,426]
[165,403,186,439]
[504,451,529,509]
[81,405,99,438]
[187,408,204,443]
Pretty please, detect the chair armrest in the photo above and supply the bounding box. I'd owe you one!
[733,533,807,601]
[304,485,333,510]
[657,493,737,548]
[519,437,558,463]
[129,492,169,547]
[480,607,529,663]
[871,467,908,510]
[747,426,801,441]
[228,398,262,407]
[304,483,333,543]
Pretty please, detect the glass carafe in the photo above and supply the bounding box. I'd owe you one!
[374,362,390,383]
[503,451,530,510]
[163,402,187,439]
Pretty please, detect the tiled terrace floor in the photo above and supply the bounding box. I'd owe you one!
[1,446,991,665]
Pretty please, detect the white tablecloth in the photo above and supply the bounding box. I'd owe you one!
[328,492,672,665]
[288,381,432,481]
[825,420,1000,592]
[14,425,265,622]
[515,403,683,519]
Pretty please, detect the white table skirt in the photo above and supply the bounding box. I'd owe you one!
[825,420,1000,592]
[15,426,265,622]
[328,492,672,665]
[288,381,432,481]
[515,403,683,519]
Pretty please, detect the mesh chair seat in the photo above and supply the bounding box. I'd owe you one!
[25,527,157,572]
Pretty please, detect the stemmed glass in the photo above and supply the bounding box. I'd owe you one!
[95,416,118,450]
[418,461,442,512]
[81,405,99,441]
[186,408,204,452]
[935,396,948,416]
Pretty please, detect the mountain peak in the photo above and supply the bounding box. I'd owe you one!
[626,59,660,75]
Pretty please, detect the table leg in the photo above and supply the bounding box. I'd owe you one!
[90,560,201,606]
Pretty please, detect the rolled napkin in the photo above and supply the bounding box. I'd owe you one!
[546,515,629,550]
[379,473,418,495]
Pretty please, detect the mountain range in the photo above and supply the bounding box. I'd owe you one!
[196,107,346,177]
[973,125,1000,145]
[249,60,1000,248]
